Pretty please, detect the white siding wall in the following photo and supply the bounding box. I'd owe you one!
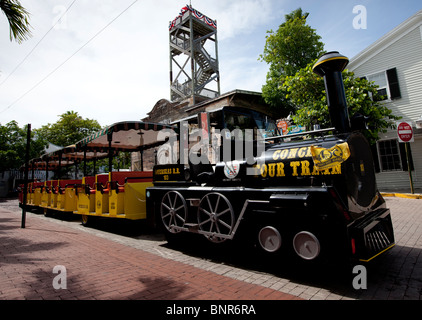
[350,26,422,123]
[349,25,422,192]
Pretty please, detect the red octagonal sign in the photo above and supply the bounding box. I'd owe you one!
[397,121,414,143]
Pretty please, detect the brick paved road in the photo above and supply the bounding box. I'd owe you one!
[0,196,421,302]
[0,199,300,302]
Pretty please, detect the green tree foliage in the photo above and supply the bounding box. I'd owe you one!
[34,111,132,176]
[35,111,102,147]
[260,8,399,144]
[33,111,103,178]
[283,61,400,144]
[259,8,324,117]
[0,121,47,171]
[0,0,32,43]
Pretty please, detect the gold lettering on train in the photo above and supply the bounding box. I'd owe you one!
[301,160,311,176]
[260,164,267,177]
[272,147,313,161]
[268,163,276,178]
[280,149,289,160]
[287,148,299,159]
[276,162,285,177]
[155,167,181,175]
[298,147,312,158]
[254,161,341,178]
[290,161,300,176]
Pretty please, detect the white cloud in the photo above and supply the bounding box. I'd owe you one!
[2,0,416,130]
[0,0,281,128]
[209,0,274,40]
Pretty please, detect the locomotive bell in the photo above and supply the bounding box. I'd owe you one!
[313,51,351,134]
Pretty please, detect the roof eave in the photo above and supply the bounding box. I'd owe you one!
[348,9,422,70]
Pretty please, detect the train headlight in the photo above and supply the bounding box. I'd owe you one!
[258,226,282,253]
[293,231,320,260]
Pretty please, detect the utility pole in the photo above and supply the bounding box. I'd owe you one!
[21,124,31,228]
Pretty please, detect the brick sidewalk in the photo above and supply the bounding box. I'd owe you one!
[0,205,301,301]
[1,196,421,302]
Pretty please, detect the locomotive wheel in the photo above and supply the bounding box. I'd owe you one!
[197,192,235,243]
[160,191,187,234]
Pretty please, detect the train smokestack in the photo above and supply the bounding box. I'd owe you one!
[313,51,350,134]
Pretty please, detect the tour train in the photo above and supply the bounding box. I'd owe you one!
[20,52,395,263]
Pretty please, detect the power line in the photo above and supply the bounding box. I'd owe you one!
[0,0,78,88]
[0,0,139,115]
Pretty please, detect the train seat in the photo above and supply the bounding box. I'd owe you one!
[108,171,153,217]
[110,171,153,193]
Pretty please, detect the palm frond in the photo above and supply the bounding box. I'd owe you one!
[0,0,32,43]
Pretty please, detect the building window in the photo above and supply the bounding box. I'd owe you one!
[364,68,401,101]
[377,139,402,171]
[373,139,414,172]
[367,71,388,100]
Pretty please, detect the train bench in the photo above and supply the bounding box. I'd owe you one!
[55,179,82,212]
[88,171,153,219]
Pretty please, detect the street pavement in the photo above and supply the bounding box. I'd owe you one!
[0,195,421,303]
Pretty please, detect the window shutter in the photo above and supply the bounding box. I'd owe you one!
[399,143,414,171]
[386,68,401,99]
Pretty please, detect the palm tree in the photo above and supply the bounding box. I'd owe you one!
[0,0,32,43]
[283,8,309,25]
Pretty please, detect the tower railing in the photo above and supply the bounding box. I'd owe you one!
[169,5,220,103]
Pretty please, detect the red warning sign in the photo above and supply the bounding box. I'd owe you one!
[397,121,414,143]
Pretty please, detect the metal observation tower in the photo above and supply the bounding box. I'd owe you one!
[169,5,220,103]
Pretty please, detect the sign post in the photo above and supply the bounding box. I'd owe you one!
[21,124,31,228]
[397,121,414,194]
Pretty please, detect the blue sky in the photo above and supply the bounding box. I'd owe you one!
[0,0,421,130]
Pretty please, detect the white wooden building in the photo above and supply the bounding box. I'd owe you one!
[348,9,422,193]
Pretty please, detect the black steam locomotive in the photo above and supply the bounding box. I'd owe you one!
[146,52,395,263]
